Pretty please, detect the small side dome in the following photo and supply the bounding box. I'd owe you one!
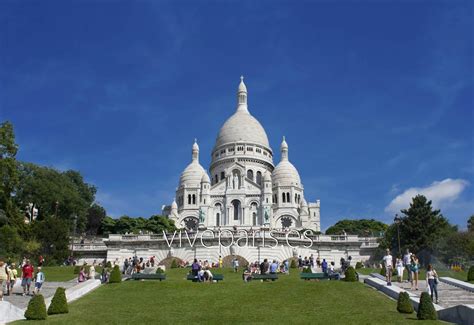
[179,161,205,188]
[171,200,178,209]
[272,161,301,186]
[201,172,210,183]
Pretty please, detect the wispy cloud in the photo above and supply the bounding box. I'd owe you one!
[385,178,469,213]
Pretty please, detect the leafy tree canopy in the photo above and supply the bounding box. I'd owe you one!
[325,219,388,236]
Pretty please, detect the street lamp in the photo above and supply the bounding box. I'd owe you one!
[394,214,402,257]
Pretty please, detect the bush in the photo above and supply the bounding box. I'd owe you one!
[302,267,312,273]
[24,294,47,320]
[48,287,68,315]
[417,292,437,320]
[290,259,297,269]
[344,266,357,282]
[355,262,363,269]
[170,259,178,269]
[397,292,414,314]
[468,266,474,282]
[156,268,164,274]
[108,265,122,283]
[106,261,112,268]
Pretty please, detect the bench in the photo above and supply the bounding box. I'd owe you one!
[251,273,278,281]
[131,273,166,281]
[300,272,329,280]
[186,274,224,282]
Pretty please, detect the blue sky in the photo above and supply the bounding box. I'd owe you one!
[1,1,472,230]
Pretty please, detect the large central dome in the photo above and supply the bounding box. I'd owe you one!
[215,110,270,148]
[214,76,270,150]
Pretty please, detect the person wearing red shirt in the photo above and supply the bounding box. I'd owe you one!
[21,260,34,296]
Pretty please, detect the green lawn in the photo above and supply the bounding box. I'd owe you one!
[356,267,469,282]
[16,268,444,324]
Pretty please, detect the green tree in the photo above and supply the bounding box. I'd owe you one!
[0,225,25,258]
[15,163,96,230]
[99,216,117,235]
[0,121,21,224]
[85,204,106,235]
[468,215,474,232]
[145,215,177,233]
[33,216,70,263]
[325,219,388,237]
[392,195,453,265]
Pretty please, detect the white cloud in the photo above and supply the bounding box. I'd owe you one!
[385,178,469,213]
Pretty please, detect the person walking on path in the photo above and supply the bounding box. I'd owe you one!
[34,267,45,295]
[403,249,412,283]
[410,255,420,290]
[233,258,239,272]
[382,249,393,286]
[0,260,8,301]
[426,264,439,303]
[21,259,34,296]
[396,257,404,282]
[7,263,17,296]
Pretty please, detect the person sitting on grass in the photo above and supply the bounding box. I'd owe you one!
[328,262,340,280]
[191,259,201,278]
[243,267,252,282]
[203,268,213,282]
[78,267,86,283]
[34,267,45,295]
[269,260,278,274]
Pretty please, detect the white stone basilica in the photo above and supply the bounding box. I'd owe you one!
[164,77,321,232]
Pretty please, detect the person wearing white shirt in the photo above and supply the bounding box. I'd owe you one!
[382,249,393,286]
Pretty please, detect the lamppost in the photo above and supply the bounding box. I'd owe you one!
[394,214,402,257]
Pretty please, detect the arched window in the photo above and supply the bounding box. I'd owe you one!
[188,194,191,204]
[220,171,225,180]
[247,169,254,181]
[215,175,218,184]
[192,194,196,204]
[232,200,240,221]
[256,171,262,185]
[282,192,286,203]
[295,193,298,203]
[286,192,290,203]
[216,213,220,226]
[253,212,257,226]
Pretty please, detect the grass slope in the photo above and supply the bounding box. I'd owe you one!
[15,268,443,324]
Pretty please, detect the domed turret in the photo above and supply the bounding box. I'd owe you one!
[272,137,302,187]
[171,199,178,210]
[263,171,272,182]
[201,172,210,183]
[179,139,206,188]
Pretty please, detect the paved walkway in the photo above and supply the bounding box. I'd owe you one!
[3,279,77,309]
[391,280,474,309]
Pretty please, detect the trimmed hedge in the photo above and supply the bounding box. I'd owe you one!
[109,265,122,283]
[170,259,178,269]
[355,262,363,269]
[290,259,297,269]
[302,267,312,273]
[397,292,414,314]
[468,266,474,282]
[417,292,437,320]
[106,261,112,268]
[48,287,68,315]
[24,294,47,320]
[344,266,357,282]
[156,268,164,274]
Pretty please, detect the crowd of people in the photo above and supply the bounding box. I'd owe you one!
[382,248,439,303]
[0,258,46,300]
